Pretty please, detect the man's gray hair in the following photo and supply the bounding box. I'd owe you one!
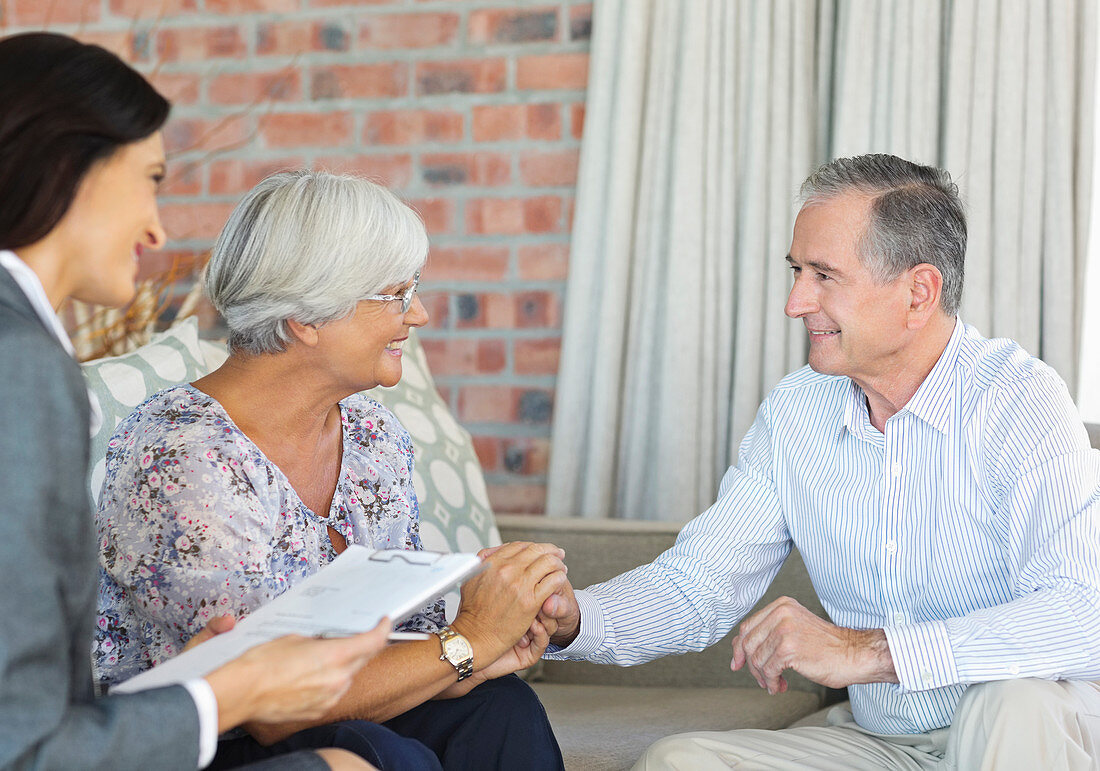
[800,154,967,316]
[204,170,428,355]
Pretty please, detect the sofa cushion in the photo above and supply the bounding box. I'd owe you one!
[81,318,207,505]
[532,683,823,771]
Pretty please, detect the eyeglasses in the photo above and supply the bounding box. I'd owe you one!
[364,271,420,313]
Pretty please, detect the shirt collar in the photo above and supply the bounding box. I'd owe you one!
[841,318,964,438]
[0,250,102,435]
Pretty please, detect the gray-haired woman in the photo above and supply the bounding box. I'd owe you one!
[94,171,567,770]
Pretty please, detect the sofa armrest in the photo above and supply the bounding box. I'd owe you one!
[495,514,830,699]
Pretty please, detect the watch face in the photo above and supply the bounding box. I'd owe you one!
[443,635,473,662]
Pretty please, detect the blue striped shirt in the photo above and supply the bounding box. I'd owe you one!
[551,321,1100,734]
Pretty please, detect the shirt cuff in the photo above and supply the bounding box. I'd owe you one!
[544,589,605,659]
[884,619,959,692]
[183,679,219,769]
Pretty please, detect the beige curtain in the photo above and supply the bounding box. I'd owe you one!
[547,0,1095,521]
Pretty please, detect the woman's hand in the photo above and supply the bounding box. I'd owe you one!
[182,615,236,653]
[450,541,568,668]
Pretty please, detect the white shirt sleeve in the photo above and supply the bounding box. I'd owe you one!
[182,679,219,768]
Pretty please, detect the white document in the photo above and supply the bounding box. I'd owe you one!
[112,546,481,694]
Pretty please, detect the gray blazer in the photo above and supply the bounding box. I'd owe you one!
[0,268,200,770]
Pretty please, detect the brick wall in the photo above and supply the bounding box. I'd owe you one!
[1,0,592,514]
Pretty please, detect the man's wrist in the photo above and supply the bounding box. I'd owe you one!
[851,628,898,684]
[549,617,580,648]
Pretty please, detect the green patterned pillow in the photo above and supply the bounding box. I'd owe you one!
[82,318,208,505]
[369,330,501,554]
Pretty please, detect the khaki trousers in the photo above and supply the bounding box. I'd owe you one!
[633,680,1100,770]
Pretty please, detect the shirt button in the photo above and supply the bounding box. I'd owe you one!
[921,668,934,684]
[892,461,902,478]
[885,540,897,555]
[1008,664,1020,675]
[893,612,905,624]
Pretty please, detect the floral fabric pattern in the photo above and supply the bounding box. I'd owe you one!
[94,384,444,687]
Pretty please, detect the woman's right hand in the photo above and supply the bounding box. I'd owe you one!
[204,619,390,732]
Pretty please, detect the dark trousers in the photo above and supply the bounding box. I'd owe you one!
[210,675,565,771]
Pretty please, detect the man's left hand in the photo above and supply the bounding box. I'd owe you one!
[730,596,898,694]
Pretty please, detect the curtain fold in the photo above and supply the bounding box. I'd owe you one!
[547,0,1094,521]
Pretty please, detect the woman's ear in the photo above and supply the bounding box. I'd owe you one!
[286,319,319,347]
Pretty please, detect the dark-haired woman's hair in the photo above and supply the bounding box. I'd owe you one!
[0,32,170,249]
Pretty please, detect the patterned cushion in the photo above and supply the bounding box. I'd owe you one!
[369,330,502,553]
[81,318,208,505]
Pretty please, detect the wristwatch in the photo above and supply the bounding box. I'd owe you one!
[435,626,474,681]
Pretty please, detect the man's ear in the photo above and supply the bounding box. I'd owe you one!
[286,319,319,346]
[906,264,943,329]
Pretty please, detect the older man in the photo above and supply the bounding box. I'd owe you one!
[542,155,1100,769]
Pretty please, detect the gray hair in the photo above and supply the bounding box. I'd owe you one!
[204,170,428,355]
[799,154,967,316]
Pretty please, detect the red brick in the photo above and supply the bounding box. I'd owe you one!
[416,59,506,95]
[159,201,237,241]
[517,53,589,90]
[472,105,524,142]
[260,112,352,148]
[425,246,509,282]
[255,20,349,54]
[13,0,98,24]
[514,338,561,375]
[407,197,453,235]
[74,30,131,58]
[570,4,593,41]
[109,0,197,16]
[135,249,204,282]
[420,338,493,377]
[526,103,562,140]
[518,243,569,280]
[163,115,250,155]
[157,26,246,62]
[524,196,563,233]
[500,437,551,474]
[148,72,201,105]
[208,156,306,195]
[310,63,407,100]
[210,70,301,105]
[520,149,579,187]
[453,293,514,329]
[487,484,547,514]
[570,102,586,139]
[421,153,511,187]
[466,198,523,236]
[360,12,459,49]
[160,161,202,197]
[472,104,561,142]
[206,0,298,12]
[477,339,507,373]
[515,291,561,328]
[312,154,413,189]
[364,110,464,145]
[310,0,395,6]
[472,436,503,473]
[468,7,558,44]
[457,385,519,423]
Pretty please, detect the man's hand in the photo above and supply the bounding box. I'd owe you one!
[730,596,898,694]
[182,615,236,653]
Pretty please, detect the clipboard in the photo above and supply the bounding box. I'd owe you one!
[112,546,481,694]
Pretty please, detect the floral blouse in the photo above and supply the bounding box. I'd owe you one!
[93,384,444,688]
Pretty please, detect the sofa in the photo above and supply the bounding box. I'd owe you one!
[79,319,1100,771]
